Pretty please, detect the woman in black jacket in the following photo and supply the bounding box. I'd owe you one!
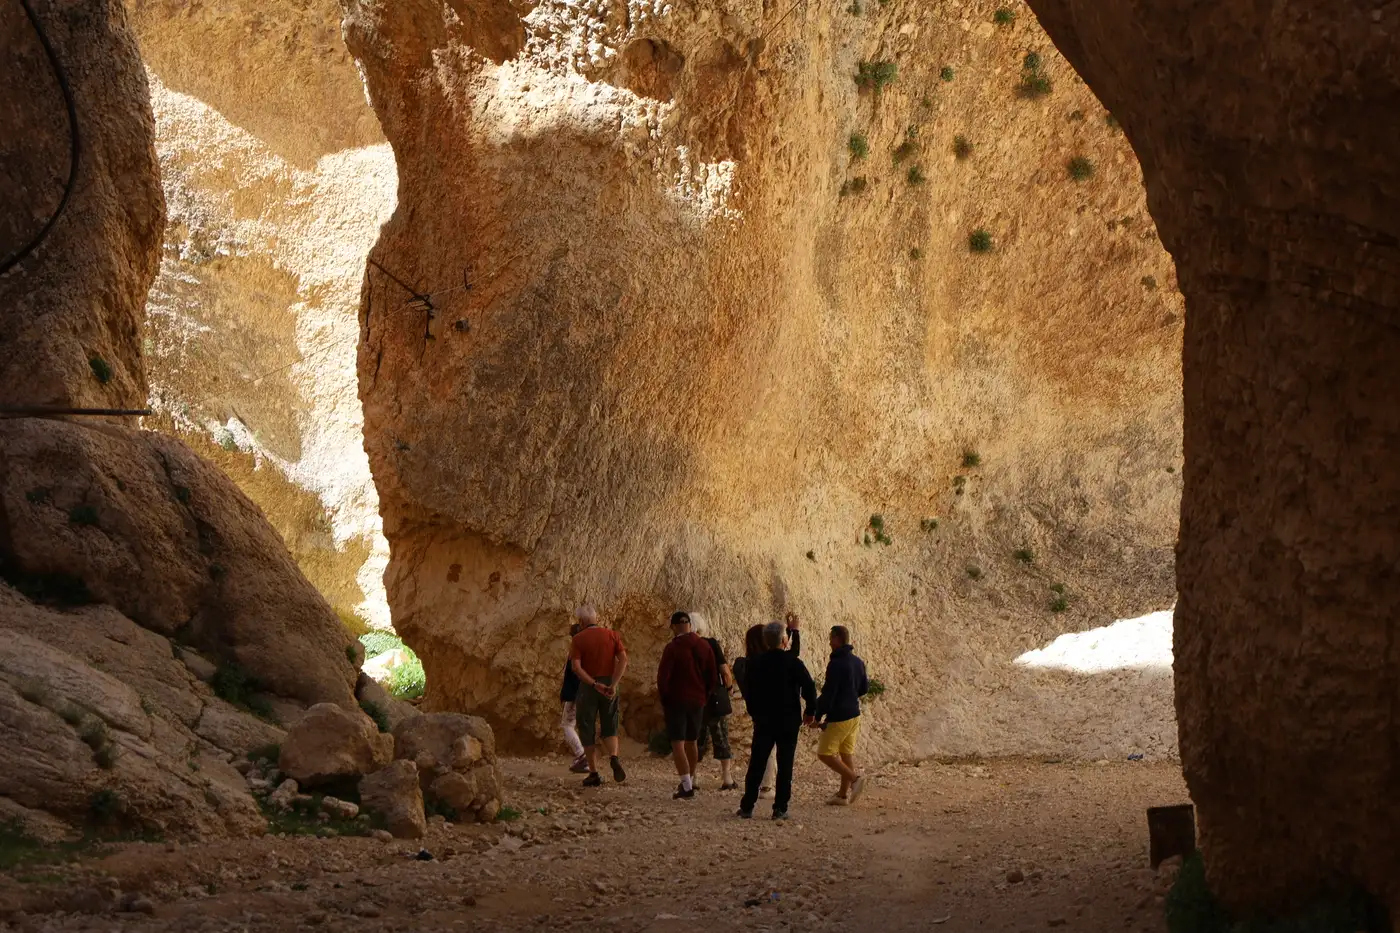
[732,613,802,798]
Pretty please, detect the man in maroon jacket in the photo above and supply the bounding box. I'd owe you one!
[657,610,718,800]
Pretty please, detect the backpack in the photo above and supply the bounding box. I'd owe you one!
[705,636,733,717]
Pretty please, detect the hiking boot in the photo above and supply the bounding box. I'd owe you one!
[673,783,696,800]
[569,755,589,774]
[582,772,602,787]
[848,775,868,804]
[736,808,753,819]
[609,756,627,783]
[772,810,790,821]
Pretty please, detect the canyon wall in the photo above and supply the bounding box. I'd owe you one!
[125,0,397,627]
[1026,0,1400,919]
[344,0,1184,759]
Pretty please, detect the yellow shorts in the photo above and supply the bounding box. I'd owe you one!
[817,717,861,756]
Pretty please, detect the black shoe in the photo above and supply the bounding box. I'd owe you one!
[737,808,753,819]
[610,756,627,783]
[674,783,695,800]
[720,782,739,791]
[772,810,790,821]
[582,772,602,787]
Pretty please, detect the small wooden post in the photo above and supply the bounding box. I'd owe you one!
[1147,804,1196,867]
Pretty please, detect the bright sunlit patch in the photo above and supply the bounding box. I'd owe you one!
[1013,609,1174,674]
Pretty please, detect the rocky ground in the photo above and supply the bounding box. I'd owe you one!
[0,753,1186,932]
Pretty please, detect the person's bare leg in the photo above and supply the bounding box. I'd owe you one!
[585,745,598,772]
[841,752,861,781]
[671,741,689,777]
[819,753,857,795]
[603,735,620,758]
[720,758,733,784]
[684,740,699,777]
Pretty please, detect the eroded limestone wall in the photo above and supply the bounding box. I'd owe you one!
[1025,0,1400,917]
[344,0,1184,759]
[126,0,398,626]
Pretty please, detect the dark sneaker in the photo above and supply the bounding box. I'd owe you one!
[720,782,739,791]
[737,808,753,819]
[582,772,602,787]
[569,756,590,774]
[610,756,627,783]
[772,810,790,821]
[673,783,696,800]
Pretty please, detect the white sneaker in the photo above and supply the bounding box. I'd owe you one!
[848,775,868,804]
[826,794,849,806]
[759,786,773,799]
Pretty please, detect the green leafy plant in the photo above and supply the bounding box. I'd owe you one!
[359,699,390,733]
[213,664,278,722]
[907,165,927,185]
[864,678,887,699]
[848,132,869,159]
[389,656,426,700]
[1068,156,1095,181]
[939,65,955,82]
[953,135,973,160]
[839,177,869,197]
[966,565,983,580]
[1018,73,1053,99]
[909,247,923,260]
[88,357,113,384]
[805,550,816,561]
[993,7,1015,25]
[968,229,993,253]
[1023,51,1042,71]
[962,451,981,468]
[495,806,523,822]
[1141,275,1158,290]
[24,488,51,505]
[855,60,898,91]
[1013,548,1035,564]
[920,518,939,532]
[344,645,358,663]
[68,505,99,527]
[359,631,405,658]
[869,514,885,533]
[262,795,369,838]
[1049,595,1070,613]
[214,428,237,452]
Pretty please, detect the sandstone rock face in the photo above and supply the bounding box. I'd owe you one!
[0,0,164,409]
[126,0,397,626]
[343,0,1183,756]
[279,702,393,787]
[358,759,426,839]
[1024,0,1400,917]
[392,713,501,823]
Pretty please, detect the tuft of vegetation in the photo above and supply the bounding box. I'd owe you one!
[214,428,238,452]
[261,795,369,838]
[962,451,981,468]
[863,532,872,547]
[359,699,390,733]
[213,664,278,723]
[892,140,918,165]
[389,656,426,700]
[863,678,887,699]
[993,7,1015,25]
[648,730,672,756]
[495,806,523,822]
[0,819,95,870]
[855,60,898,91]
[1049,595,1070,613]
[88,789,122,826]
[909,247,923,260]
[1013,548,1035,564]
[966,565,983,581]
[68,505,99,527]
[25,488,51,505]
[869,514,885,533]
[1023,51,1042,71]
[953,135,973,160]
[920,518,939,532]
[359,631,405,658]
[1105,113,1121,130]
[939,65,955,82]
[1141,275,1158,290]
[805,550,816,562]
[848,132,869,160]
[1049,582,1066,595]
[839,177,869,197]
[847,0,861,12]
[1019,73,1053,99]
[952,475,967,490]
[88,357,113,384]
[1067,156,1095,181]
[907,165,927,185]
[968,229,993,253]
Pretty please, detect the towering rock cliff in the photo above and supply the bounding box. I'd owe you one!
[343,0,1183,758]
[1026,0,1400,919]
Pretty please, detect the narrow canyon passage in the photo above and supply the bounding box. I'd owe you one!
[0,756,1186,933]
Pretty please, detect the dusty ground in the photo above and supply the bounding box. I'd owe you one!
[0,753,1187,932]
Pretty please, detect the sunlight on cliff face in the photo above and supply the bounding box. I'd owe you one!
[1014,609,1174,674]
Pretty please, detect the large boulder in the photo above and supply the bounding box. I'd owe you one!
[279,703,392,787]
[358,759,425,839]
[392,713,501,823]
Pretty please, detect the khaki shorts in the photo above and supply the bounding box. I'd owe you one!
[817,717,861,756]
[575,678,618,743]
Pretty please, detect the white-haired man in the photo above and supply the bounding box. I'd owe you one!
[570,605,629,786]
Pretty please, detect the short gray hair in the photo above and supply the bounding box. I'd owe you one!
[688,612,709,637]
[761,621,786,649]
[575,605,598,624]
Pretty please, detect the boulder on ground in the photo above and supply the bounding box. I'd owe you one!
[358,760,425,839]
[279,703,392,787]
[392,713,501,823]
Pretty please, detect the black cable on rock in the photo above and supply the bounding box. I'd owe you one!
[0,0,81,278]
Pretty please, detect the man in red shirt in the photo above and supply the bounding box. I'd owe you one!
[570,605,629,786]
[657,610,717,799]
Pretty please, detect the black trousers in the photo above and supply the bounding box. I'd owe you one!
[741,721,799,814]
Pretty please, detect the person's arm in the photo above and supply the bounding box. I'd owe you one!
[787,628,801,657]
[710,639,730,688]
[611,638,629,693]
[571,655,593,685]
[797,660,818,724]
[721,662,734,689]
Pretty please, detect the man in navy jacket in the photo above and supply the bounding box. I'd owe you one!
[813,625,869,805]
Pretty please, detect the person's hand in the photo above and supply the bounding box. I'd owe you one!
[786,612,801,631]
[598,683,616,699]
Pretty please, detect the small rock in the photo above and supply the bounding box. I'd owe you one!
[592,880,609,894]
[320,796,359,820]
[305,912,327,926]
[1048,918,1067,927]
[119,894,156,915]
[353,901,382,918]
[233,760,253,775]
[415,849,434,861]
[462,895,477,907]
[370,829,394,843]
[267,779,299,811]
[1006,869,1025,884]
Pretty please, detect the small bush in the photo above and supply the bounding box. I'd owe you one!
[892,140,917,165]
[1049,582,1066,595]
[389,656,426,700]
[909,247,923,260]
[953,135,973,160]
[495,806,523,822]
[359,699,390,733]
[94,744,118,769]
[869,514,885,533]
[864,678,887,699]
[89,357,113,384]
[993,8,1015,25]
[805,550,816,561]
[848,132,869,159]
[88,789,122,825]
[855,60,898,91]
[1018,73,1053,99]
[68,505,99,527]
[1023,51,1042,71]
[647,731,672,756]
[952,475,966,489]
[966,565,983,580]
[907,165,927,185]
[875,532,892,546]
[24,488,51,505]
[839,177,869,197]
[426,798,459,822]
[962,451,981,468]
[1105,113,1120,130]
[1049,595,1070,613]
[1013,548,1035,564]
[1141,275,1158,290]
[968,229,993,253]
[940,65,955,82]
[77,717,108,751]
[1068,156,1095,181]
[246,694,278,723]
[212,664,252,706]
[920,518,939,532]
[359,631,404,659]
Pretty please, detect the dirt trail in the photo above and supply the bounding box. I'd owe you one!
[1,756,1186,932]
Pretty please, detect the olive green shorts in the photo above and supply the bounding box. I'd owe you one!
[574,678,619,744]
